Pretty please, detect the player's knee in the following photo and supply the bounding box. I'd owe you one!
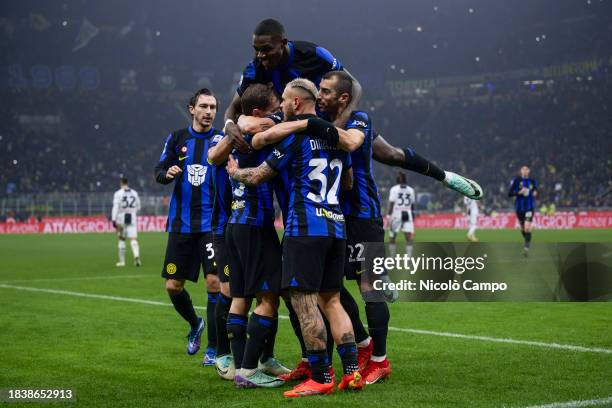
[165,279,184,295]
[254,294,279,316]
[229,297,250,315]
[206,273,221,292]
[318,292,341,313]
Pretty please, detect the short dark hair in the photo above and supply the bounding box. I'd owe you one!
[254,19,286,38]
[241,84,278,115]
[322,71,353,104]
[120,177,129,185]
[396,172,406,184]
[188,88,218,110]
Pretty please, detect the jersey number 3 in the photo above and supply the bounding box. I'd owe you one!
[307,158,343,204]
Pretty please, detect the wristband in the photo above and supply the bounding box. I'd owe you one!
[307,118,339,147]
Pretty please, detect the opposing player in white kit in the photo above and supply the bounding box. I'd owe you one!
[111,177,142,267]
[387,172,416,258]
[464,196,480,242]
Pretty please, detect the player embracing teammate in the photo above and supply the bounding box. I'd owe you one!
[154,17,485,398]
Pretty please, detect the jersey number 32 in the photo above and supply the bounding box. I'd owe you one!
[307,158,343,205]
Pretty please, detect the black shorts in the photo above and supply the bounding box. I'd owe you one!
[516,210,534,225]
[282,236,346,293]
[214,234,230,284]
[161,232,217,282]
[226,223,282,298]
[344,216,386,280]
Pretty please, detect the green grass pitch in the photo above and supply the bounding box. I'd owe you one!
[1,229,611,407]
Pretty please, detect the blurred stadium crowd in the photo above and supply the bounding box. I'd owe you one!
[1,0,610,212]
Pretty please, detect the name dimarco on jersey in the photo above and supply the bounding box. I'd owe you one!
[310,139,338,151]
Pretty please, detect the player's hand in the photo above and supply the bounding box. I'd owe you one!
[236,115,249,132]
[225,122,250,154]
[112,221,117,229]
[166,165,183,180]
[226,155,238,177]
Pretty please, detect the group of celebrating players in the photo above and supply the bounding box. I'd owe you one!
[151,19,484,397]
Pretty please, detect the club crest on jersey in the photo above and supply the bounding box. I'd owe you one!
[187,164,207,186]
[212,134,223,144]
[180,146,188,154]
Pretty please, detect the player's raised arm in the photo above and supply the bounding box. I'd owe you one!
[224,92,243,122]
[251,120,308,150]
[237,115,276,135]
[154,133,181,184]
[207,134,234,166]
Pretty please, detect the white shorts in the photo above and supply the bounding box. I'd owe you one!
[389,217,414,237]
[117,224,137,239]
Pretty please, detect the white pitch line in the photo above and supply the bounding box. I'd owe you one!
[517,396,612,408]
[0,274,152,283]
[1,283,611,356]
[389,327,612,355]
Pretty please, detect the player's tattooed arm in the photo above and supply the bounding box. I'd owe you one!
[341,167,353,190]
[251,120,309,150]
[237,115,275,135]
[226,155,277,186]
[291,291,327,350]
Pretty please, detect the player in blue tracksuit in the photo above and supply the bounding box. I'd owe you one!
[508,165,538,256]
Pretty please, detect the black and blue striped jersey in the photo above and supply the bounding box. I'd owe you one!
[237,41,342,96]
[154,126,228,234]
[339,111,382,219]
[229,134,277,227]
[210,137,232,236]
[508,177,537,212]
[265,117,352,238]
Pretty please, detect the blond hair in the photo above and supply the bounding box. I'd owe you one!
[285,78,319,101]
